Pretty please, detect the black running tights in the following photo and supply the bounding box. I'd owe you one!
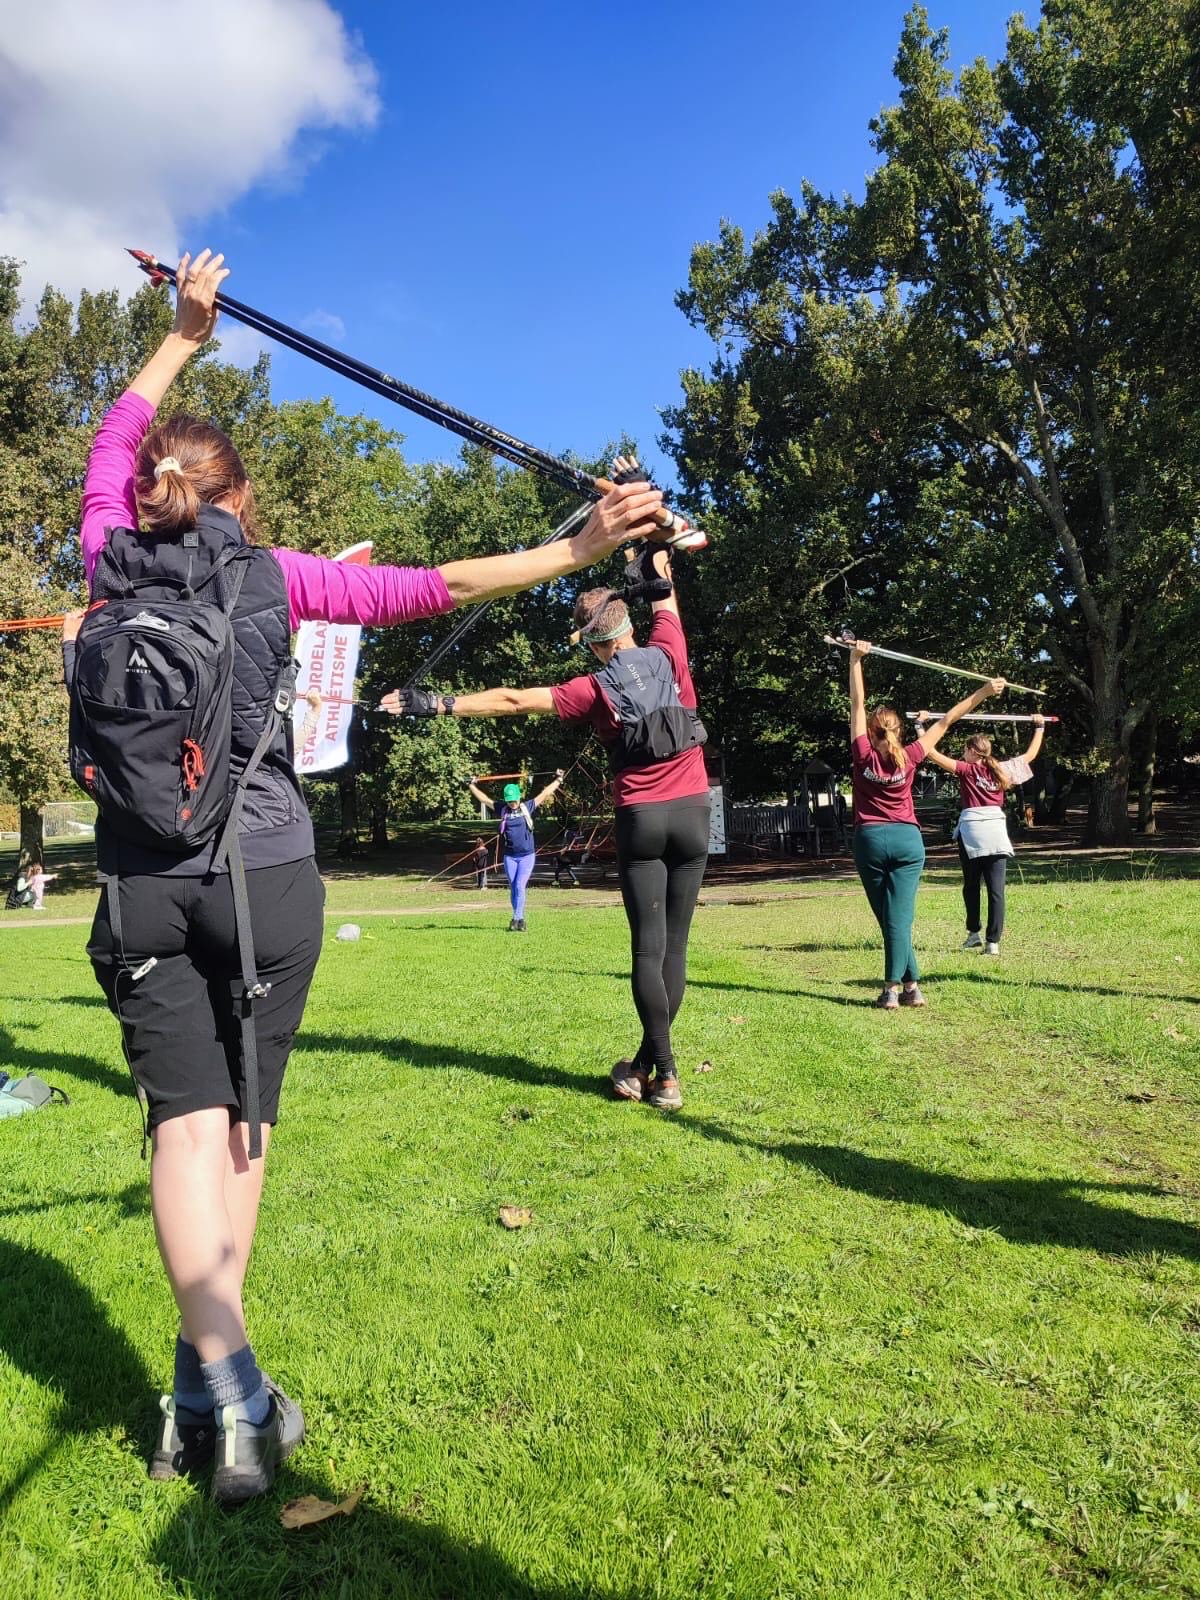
[615,798,710,1079]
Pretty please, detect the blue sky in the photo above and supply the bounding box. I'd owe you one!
[202,0,1016,485]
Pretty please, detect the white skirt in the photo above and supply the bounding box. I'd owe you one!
[954,805,1014,860]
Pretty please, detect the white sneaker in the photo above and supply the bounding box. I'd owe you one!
[985,942,1000,957]
[961,932,983,950]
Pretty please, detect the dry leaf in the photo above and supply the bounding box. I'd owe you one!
[280,1488,364,1529]
[695,1060,714,1074]
[1124,1091,1156,1104]
[498,1206,532,1230]
[728,1016,745,1025]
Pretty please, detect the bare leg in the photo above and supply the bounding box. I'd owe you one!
[225,1120,271,1290]
[150,1107,249,1363]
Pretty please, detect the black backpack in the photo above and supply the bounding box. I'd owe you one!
[68,544,293,1158]
[69,551,243,851]
[594,646,707,773]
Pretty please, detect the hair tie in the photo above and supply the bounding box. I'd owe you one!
[153,456,183,480]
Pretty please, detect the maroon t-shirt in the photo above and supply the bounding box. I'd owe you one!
[551,610,710,808]
[851,734,926,826]
[955,758,1006,810]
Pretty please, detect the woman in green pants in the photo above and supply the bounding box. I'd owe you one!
[848,642,1004,1009]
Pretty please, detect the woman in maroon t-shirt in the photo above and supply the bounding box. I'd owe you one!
[849,642,1004,1008]
[919,717,1046,953]
[383,458,709,1110]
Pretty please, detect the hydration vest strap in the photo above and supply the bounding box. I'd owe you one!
[209,700,284,1163]
[500,804,533,833]
[227,830,266,1159]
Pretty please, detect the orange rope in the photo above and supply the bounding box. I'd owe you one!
[0,615,68,631]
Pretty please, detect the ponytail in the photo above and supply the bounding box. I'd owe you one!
[135,414,261,541]
[985,755,1013,791]
[867,706,906,772]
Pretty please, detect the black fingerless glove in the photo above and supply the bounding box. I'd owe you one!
[400,687,440,717]
[611,463,651,486]
[623,540,672,603]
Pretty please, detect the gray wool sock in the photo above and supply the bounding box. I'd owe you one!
[173,1336,211,1419]
[201,1343,270,1426]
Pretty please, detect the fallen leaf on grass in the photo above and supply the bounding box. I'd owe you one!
[1164,1027,1186,1042]
[727,1016,745,1025]
[1124,1091,1156,1104]
[280,1488,364,1529]
[695,1060,714,1074]
[498,1206,533,1230]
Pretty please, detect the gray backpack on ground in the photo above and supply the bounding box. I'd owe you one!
[0,1075,70,1117]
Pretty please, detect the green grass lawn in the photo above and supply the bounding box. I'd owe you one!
[1,869,1198,1598]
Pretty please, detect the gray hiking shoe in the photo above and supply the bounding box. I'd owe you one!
[211,1381,305,1508]
[610,1060,650,1101]
[648,1076,683,1111]
[149,1395,217,1481]
[899,984,927,1007]
[962,931,983,950]
[874,987,900,1010]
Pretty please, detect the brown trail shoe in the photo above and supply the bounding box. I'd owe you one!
[610,1061,650,1101]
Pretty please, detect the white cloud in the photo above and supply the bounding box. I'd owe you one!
[302,308,347,343]
[0,0,378,311]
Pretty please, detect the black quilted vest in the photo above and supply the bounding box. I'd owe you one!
[90,506,313,874]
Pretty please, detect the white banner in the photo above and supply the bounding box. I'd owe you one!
[291,541,372,774]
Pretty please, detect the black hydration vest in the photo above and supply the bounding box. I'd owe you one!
[80,506,308,865]
[594,646,707,773]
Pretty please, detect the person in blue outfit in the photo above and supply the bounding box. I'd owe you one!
[468,772,565,930]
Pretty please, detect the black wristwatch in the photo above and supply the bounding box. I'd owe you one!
[440,695,457,716]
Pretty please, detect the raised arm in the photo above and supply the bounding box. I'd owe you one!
[533,769,566,807]
[80,250,230,585]
[912,714,958,772]
[917,679,1006,754]
[436,481,666,607]
[381,686,556,719]
[849,641,870,741]
[613,455,680,621]
[467,780,495,810]
[1021,715,1046,764]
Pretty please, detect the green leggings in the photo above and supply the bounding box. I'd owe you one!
[853,823,925,985]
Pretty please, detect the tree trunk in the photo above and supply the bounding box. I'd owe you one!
[1136,710,1158,835]
[370,800,389,850]
[1084,675,1137,846]
[337,771,359,857]
[19,805,43,867]
[1086,767,1131,846]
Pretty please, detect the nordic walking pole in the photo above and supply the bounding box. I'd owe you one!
[907,712,1058,724]
[823,631,1046,697]
[127,250,706,550]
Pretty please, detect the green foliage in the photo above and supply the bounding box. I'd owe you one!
[664,2,1200,837]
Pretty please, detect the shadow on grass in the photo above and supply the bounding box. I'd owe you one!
[695,1132,1200,1263]
[0,1181,148,1222]
[150,1487,620,1599]
[298,1032,611,1099]
[0,1023,129,1097]
[0,1236,154,1521]
[0,1244,630,1597]
[297,1026,1200,1264]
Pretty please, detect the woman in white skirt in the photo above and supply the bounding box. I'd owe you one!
[919,715,1047,955]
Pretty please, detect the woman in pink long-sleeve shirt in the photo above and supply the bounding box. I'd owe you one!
[80,251,665,1503]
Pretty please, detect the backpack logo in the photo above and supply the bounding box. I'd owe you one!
[127,647,151,674]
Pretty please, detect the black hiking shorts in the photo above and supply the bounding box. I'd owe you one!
[87,857,325,1130]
